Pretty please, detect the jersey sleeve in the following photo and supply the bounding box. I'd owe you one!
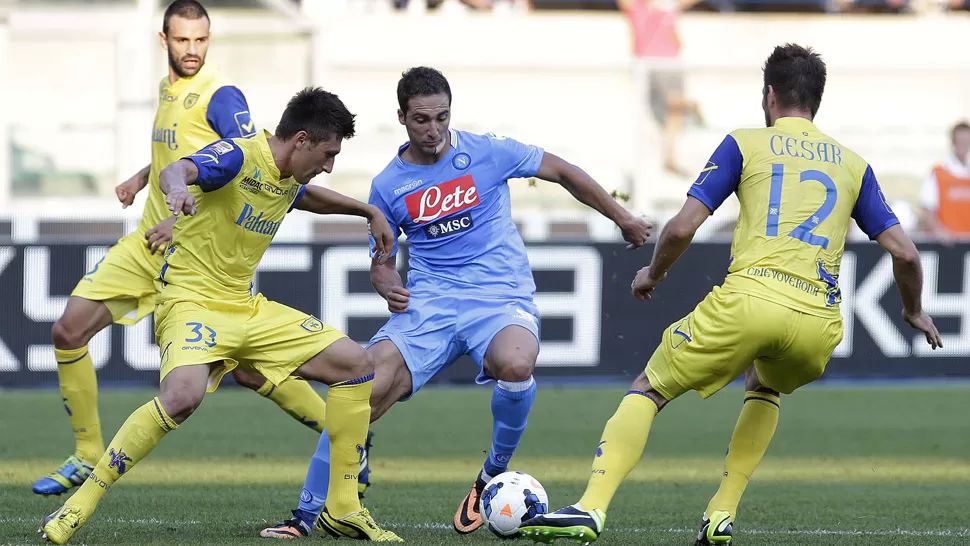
[368,185,402,258]
[852,165,900,240]
[184,140,245,192]
[206,86,257,139]
[288,184,307,213]
[687,134,743,213]
[489,134,544,180]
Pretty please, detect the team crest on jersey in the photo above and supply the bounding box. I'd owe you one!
[301,317,324,333]
[183,92,200,109]
[453,152,471,170]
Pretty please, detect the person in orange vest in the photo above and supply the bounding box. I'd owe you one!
[920,121,970,240]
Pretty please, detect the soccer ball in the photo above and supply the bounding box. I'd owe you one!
[479,471,549,538]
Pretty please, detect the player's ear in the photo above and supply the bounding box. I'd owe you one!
[398,109,406,126]
[158,32,168,51]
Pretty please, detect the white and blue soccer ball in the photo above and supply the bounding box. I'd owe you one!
[479,471,549,538]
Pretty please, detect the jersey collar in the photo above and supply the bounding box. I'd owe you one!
[394,129,460,169]
[773,117,817,131]
[257,130,282,179]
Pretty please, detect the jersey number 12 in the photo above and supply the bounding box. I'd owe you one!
[765,164,837,250]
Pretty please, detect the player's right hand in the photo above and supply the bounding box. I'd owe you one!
[620,216,653,249]
[146,216,176,254]
[903,310,943,350]
[385,286,410,314]
[115,173,146,209]
[166,188,197,217]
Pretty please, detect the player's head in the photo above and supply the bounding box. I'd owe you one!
[761,44,826,127]
[275,87,356,184]
[951,121,970,162]
[160,0,210,79]
[397,67,452,158]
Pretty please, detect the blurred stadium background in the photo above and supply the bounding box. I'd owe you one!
[0,0,969,387]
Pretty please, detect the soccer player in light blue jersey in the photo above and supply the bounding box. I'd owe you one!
[259,67,653,539]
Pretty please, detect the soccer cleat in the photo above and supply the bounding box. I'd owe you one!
[452,475,488,534]
[315,506,404,542]
[358,430,373,499]
[519,505,606,545]
[39,505,87,545]
[32,456,94,496]
[259,510,312,539]
[694,511,733,545]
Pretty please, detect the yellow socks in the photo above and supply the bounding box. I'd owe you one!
[67,397,177,515]
[706,391,780,519]
[257,378,327,433]
[55,347,104,465]
[323,373,374,519]
[578,391,660,513]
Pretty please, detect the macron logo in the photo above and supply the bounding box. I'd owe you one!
[235,203,281,236]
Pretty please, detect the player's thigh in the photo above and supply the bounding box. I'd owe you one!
[754,312,844,395]
[462,297,540,384]
[368,294,461,398]
[70,233,160,326]
[52,296,114,349]
[645,289,767,401]
[367,339,413,422]
[155,300,241,393]
[236,297,356,386]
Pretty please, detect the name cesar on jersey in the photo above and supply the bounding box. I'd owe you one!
[153,124,178,151]
[235,203,282,236]
[769,135,843,167]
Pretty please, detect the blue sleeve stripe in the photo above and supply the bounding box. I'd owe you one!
[288,185,307,213]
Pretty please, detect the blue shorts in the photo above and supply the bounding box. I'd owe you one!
[367,294,540,399]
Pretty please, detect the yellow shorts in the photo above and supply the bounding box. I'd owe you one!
[645,286,843,400]
[70,231,162,326]
[155,293,346,391]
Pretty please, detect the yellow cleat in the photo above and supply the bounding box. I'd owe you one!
[39,505,87,545]
[316,506,404,542]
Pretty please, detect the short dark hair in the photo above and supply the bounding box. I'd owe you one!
[951,121,970,141]
[276,87,356,143]
[762,43,827,117]
[397,67,452,112]
[163,0,209,34]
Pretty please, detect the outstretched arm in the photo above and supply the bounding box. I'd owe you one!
[159,159,199,216]
[294,185,395,263]
[535,152,652,248]
[631,196,710,300]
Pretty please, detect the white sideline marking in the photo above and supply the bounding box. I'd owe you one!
[4,517,969,538]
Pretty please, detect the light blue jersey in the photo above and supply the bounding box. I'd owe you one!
[369,129,544,298]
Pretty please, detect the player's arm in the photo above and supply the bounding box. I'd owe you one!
[535,153,652,248]
[115,164,151,208]
[206,86,257,139]
[159,140,245,216]
[854,165,942,349]
[633,134,742,300]
[293,185,394,263]
[364,187,408,313]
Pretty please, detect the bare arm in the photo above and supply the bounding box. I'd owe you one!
[159,159,199,216]
[115,163,152,208]
[875,224,942,349]
[371,255,410,313]
[647,197,710,279]
[535,152,651,247]
[295,185,379,218]
[875,224,924,316]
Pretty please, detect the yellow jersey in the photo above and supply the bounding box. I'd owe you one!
[143,63,257,235]
[158,130,306,303]
[689,117,899,318]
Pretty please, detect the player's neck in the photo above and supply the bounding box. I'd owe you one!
[402,133,451,166]
[772,109,813,125]
[268,136,292,178]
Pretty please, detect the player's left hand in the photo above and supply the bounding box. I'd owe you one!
[368,212,395,265]
[146,216,176,254]
[620,216,653,249]
[632,265,665,301]
[166,188,197,217]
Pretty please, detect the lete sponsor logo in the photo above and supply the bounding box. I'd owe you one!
[405,175,480,225]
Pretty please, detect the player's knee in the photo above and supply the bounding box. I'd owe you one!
[232,367,268,391]
[744,367,778,395]
[492,353,536,383]
[51,317,90,350]
[158,388,204,424]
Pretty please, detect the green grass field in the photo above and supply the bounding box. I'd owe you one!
[2,384,970,545]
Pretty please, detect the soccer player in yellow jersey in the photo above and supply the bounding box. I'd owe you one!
[521,44,944,545]
[34,0,334,498]
[40,88,403,544]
